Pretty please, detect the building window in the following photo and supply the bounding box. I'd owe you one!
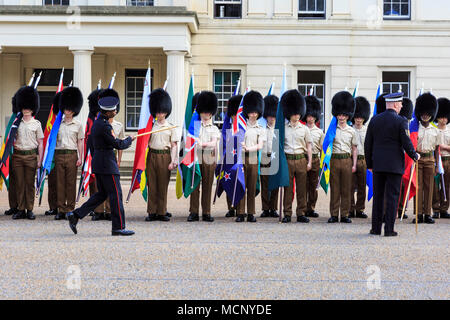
[298,0,326,19]
[298,70,325,130]
[382,71,410,97]
[214,0,242,19]
[125,69,153,131]
[32,69,73,87]
[43,0,70,5]
[213,70,241,124]
[383,0,410,19]
[127,0,154,6]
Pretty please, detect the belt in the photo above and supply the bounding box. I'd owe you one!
[442,156,450,161]
[357,155,365,160]
[149,148,170,154]
[14,149,37,155]
[198,149,215,156]
[312,154,319,159]
[55,149,77,155]
[244,152,258,157]
[285,153,306,160]
[331,153,350,159]
[419,151,433,158]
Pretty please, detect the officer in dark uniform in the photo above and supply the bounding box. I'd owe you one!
[365,92,419,237]
[67,95,136,236]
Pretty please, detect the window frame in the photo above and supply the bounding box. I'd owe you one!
[125,69,153,132]
[298,0,326,19]
[212,69,242,126]
[297,70,326,131]
[42,0,70,5]
[383,0,411,20]
[126,0,155,7]
[214,0,243,19]
[382,71,411,98]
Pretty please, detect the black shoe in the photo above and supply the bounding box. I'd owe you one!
[297,215,310,223]
[340,216,352,223]
[260,210,271,218]
[370,229,381,235]
[12,210,26,220]
[157,214,170,222]
[432,212,440,219]
[424,215,435,224]
[328,216,339,223]
[202,214,214,222]
[269,210,280,218]
[235,214,245,222]
[187,213,199,222]
[5,208,17,216]
[385,231,398,237]
[66,212,79,235]
[91,212,103,221]
[145,213,157,222]
[247,214,257,223]
[26,210,36,220]
[398,212,408,219]
[55,212,66,220]
[412,214,424,224]
[226,209,236,218]
[305,210,319,218]
[112,229,135,236]
[348,210,355,218]
[440,211,450,219]
[355,211,368,219]
[88,211,94,217]
[45,209,57,216]
[282,216,291,223]
[104,213,112,221]
[166,212,172,218]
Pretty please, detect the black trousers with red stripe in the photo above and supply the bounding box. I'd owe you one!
[74,174,125,231]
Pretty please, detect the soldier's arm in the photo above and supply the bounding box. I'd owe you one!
[102,123,132,150]
[364,122,373,169]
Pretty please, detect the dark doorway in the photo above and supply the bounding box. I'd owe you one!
[37,91,56,131]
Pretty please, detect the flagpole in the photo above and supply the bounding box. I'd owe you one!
[401,162,416,221]
[279,187,283,223]
[415,161,419,233]
[126,171,139,204]
[28,73,36,86]
[76,172,85,203]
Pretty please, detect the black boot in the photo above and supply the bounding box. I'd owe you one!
[145,213,157,221]
[187,213,199,222]
[412,214,424,224]
[45,209,57,216]
[157,214,170,222]
[12,210,26,220]
[282,216,291,223]
[202,214,214,222]
[398,211,408,219]
[165,212,172,218]
[5,208,17,216]
[226,209,236,218]
[340,216,352,223]
[348,210,355,218]
[26,210,36,220]
[104,213,112,221]
[247,214,257,223]
[235,214,245,222]
[432,212,440,219]
[328,216,339,223]
[91,212,103,221]
[355,211,368,219]
[297,215,310,223]
[424,215,435,224]
[260,210,271,218]
[55,212,66,220]
[440,211,450,219]
[269,210,280,218]
[66,212,79,235]
[305,210,319,218]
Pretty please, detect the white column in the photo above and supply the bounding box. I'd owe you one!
[70,46,93,126]
[165,50,187,134]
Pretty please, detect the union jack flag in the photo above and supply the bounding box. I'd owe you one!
[232,88,249,135]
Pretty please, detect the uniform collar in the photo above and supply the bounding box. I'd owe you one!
[201,119,213,127]
[288,121,302,128]
[247,120,259,128]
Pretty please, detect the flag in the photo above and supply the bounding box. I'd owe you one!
[176,74,195,199]
[0,113,17,190]
[402,116,419,201]
[1,113,23,188]
[366,85,381,201]
[81,150,92,196]
[373,84,382,116]
[319,117,337,193]
[268,66,290,191]
[42,111,63,174]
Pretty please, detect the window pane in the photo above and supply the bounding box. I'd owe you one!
[213,70,241,125]
[297,70,326,130]
[317,0,324,11]
[299,0,306,11]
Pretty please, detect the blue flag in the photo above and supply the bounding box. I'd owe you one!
[366,85,381,201]
[43,111,62,173]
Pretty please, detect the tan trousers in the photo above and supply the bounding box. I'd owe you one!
[329,157,352,217]
[432,158,450,212]
[8,159,17,209]
[283,157,307,217]
[55,152,78,213]
[190,162,216,215]
[261,166,279,212]
[351,158,367,212]
[147,151,171,215]
[306,156,320,212]
[417,156,435,216]
[236,154,259,215]
[89,179,111,214]
[47,169,57,210]
[12,153,37,211]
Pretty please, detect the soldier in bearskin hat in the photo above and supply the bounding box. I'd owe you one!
[145,88,179,222]
[53,87,85,220]
[260,94,280,218]
[281,89,312,224]
[350,96,371,219]
[235,91,265,223]
[188,91,221,222]
[11,86,44,220]
[328,91,358,224]
[413,92,442,224]
[303,95,324,218]
[432,97,450,219]
[4,93,19,217]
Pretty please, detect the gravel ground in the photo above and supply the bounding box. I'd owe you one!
[0,182,448,300]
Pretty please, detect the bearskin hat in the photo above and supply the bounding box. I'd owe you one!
[149,88,172,118]
[331,91,355,119]
[281,89,306,120]
[436,98,450,123]
[196,91,218,116]
[415,92,438,122]
[88,89,101,118]
[399,98,414,120]
[51,92,62,115]
[263,95,279,119]
[243,90,264,119]
[374,93,388,114]
[11,92,18,114]
[303,95,321,122]
[352,96,371,124]
[227,95,242,117]
[15,86,40,116]
[59,87,83,117]
[99,88,120,113]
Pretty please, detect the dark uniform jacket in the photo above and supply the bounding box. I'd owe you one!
[91,114,132,175]
[365,109,418,175]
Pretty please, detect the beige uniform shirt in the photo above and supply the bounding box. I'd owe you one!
[417,123,443,153]
[149,121,179,150]
[308,125,325,155]
[333,124,357,154]
[111,120,125,139]
[263,123,275,155]
[198,120,221,151]
[55,118,84,150]
[244,121,266,148]
[284,122,312,154]
[440,125,450,157]
[353,125,368,156]
[14,118,44,151]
